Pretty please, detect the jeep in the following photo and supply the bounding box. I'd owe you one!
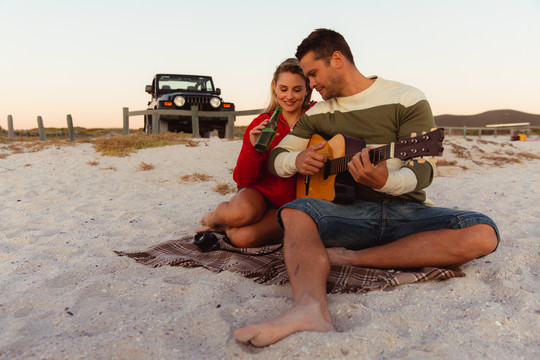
[145,74,235,137]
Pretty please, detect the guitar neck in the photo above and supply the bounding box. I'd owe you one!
[325,143,393,177]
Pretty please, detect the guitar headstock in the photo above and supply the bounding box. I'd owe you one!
[394,128,444,162]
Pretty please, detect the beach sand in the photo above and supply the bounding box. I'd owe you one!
[0,134,539,359]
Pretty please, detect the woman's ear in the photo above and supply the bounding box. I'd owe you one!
[271,81,276,93]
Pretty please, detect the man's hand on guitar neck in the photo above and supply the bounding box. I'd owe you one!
[348,147,389,190]
[295,142,328,176]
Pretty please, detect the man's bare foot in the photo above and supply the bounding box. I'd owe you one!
[234,301,334,347]
[327,247,359,266]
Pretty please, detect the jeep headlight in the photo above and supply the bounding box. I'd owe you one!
[173,96,185,107]
[210,97,221,109]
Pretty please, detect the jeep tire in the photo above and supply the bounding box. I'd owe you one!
[144,115,152,135]
[217,126,226,139]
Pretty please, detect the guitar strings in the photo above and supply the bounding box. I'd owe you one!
[321,129,444,177]
[327,144,392,176]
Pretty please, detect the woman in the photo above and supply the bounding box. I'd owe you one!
[197,58,313,248]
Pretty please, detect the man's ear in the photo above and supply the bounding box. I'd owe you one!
[330,51,344,70]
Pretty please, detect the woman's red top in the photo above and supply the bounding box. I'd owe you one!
[232,112,297,208]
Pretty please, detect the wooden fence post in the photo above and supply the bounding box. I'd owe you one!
[7,115,15,139]
[463,125,467,138]
[152,111,159,135]
[226,114,235,139]
[37,116,46,141]
[122,107,129,135]
[67,114,75,142]
[191,106,199,138]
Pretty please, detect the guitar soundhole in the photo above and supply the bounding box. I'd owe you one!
[323,164,331,180]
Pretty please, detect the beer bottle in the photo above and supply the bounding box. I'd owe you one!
[254,106,282,153]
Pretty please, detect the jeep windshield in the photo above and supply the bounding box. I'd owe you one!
[157,75,215,93]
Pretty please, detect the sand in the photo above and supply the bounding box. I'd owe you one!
[0,134,539,359]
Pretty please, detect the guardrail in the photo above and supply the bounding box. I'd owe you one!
[444,125,539,137]
[6,112,538,142]
[5,114,78,141]
[122,106,265,139]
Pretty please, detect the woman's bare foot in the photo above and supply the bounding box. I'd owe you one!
[200,211,217,228]
[195,225,212,233]
[326,247,359,266]
[196,211,226,233]
[234,300,334,347]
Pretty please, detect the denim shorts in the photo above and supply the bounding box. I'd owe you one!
[278,198,500,251]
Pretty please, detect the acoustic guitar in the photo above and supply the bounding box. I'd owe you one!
[296,128,445,201]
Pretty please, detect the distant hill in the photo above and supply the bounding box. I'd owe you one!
[434,109,540,127]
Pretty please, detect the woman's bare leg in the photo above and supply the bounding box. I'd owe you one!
[226,208,283,248]
[197,188,266,231]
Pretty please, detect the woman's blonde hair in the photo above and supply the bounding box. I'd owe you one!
[263,58,312,114]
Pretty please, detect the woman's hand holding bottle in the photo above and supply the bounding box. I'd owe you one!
[249,120,269,147]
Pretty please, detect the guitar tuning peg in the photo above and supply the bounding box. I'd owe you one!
[410,132,417,137]
[428,157,438,163]
[418,157,426,164]
[422,131,427,135]
[431,127,437,131]
[409,160,414,166]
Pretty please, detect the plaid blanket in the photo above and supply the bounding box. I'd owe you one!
[115,233,464,294]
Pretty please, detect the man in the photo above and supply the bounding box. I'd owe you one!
[234,28,499,347]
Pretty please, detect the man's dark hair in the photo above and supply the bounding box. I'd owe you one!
[295,28,355,65]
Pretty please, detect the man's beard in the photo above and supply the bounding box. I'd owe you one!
[319,71,345,100]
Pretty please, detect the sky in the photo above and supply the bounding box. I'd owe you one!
[1,0,539,130]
